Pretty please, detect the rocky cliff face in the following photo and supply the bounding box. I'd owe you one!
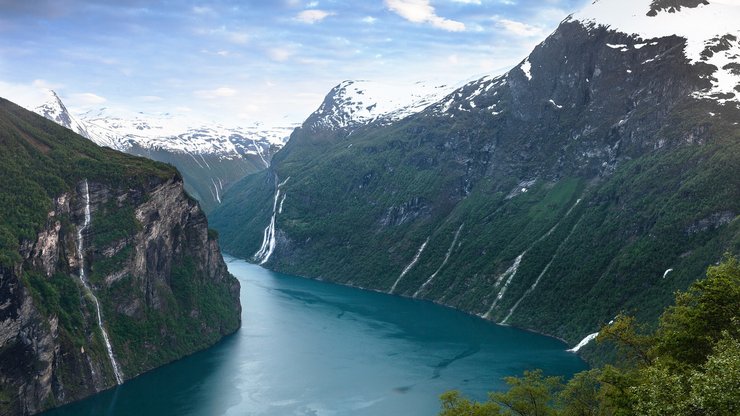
[0,98,241,415]
[212,0,739,354]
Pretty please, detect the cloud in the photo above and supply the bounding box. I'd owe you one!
[194,87,237,99]
[294,9,335,24]
[362,16,377,24]
[494,18,546,37]
[451,0,481,4]
[268,47,295,62]
[192,6,215,15]
[384,0,465,32]
[137,95,163,102]
[0,80,51,108]
[70,92,107,106]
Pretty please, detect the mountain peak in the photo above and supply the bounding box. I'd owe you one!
[34,89,91,138]
[307,79,456,131]
[571,0,740,104]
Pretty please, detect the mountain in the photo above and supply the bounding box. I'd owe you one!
[211,0,740,356]
[30,92,295,213]
[33,90,91,139]
[0,97,240,415]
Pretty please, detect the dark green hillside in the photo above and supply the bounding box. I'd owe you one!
[0,97,240,415]
[0,98,175,266]
[211,19,740,349]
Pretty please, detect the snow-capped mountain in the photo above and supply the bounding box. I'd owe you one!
[77,107,294,164]
[213,0,740,351]
[430,0,740,120]
[305,79,458,132]
[571,0,740,104]
[34,90,92,139]
[30,90,297,212]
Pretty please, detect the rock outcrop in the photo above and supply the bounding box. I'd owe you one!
[0,97,241,415]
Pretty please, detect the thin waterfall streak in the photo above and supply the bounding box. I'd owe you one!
[211,178,221,203]
[413,224,464,298]
[254,140,269,168]
[501,215,584,324]
[390,237,430,293]
[482,253,524,319]
[278,193,287,214]
[77,180,123,385]
[483,196,583,320]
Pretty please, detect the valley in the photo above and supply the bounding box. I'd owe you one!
[1,0,738,414]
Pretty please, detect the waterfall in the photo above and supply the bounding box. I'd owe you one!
[389,237,430,294]
[567,332,599,353]
[413,224,464,298]
[254,175,291,265]
[501,215,584,324]
[481,253,524,319]
[481,197,583,322]
[77,180,124,385]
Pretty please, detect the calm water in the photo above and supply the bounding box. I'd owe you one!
[43,256,586,416]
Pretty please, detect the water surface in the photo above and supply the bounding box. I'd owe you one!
[43,256,586,415]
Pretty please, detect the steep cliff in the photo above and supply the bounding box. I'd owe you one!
[0,97,240,415]
[212,0,739,353]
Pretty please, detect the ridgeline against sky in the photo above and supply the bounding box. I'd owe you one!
[0,0,585,125]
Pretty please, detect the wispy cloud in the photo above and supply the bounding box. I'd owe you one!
[294,9,335,24]
[194,87,237,99]
[494,18,547,37]
[70,92,107,106]
[385,0,465,32]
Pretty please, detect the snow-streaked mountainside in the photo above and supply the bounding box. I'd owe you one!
[33,90,92,139]
[28,90,298,212]
[32,91,295,162]
[428,0,740,122]
[79,107,295,164]
[571,0,740,104]
[213,0,740,355]
[307,79,457,131]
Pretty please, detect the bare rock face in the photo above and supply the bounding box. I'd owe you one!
[0,175,240,415]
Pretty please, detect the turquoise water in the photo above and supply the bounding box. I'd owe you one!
[43,256,586,415]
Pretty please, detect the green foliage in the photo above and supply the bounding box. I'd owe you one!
[104,256,240,376]
[492,370,562,416]
[440,391,502,416]
[0,97,176,267]
[652,255,740,365]
[439,256,740,416]
[91,199,139,248]
[213,94,740,347]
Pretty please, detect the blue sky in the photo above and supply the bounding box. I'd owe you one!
[0,0,587,125]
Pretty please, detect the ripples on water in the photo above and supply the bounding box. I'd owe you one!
[42,256,586,416]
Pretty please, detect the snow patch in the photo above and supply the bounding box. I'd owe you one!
[572,0,740,104]
[521,58,533,81]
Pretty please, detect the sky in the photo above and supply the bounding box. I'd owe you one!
[0,0,588,126]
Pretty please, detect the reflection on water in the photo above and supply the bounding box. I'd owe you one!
[42,256,586,416]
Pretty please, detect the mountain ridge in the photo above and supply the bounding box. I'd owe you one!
[211,0,740,354]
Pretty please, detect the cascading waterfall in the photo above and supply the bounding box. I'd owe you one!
[77,180,124,385]
[254,176,291,265]
[481,253,524,319]
[389,237,430,293]
[567,332,599,353]
[413,224,464,298]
